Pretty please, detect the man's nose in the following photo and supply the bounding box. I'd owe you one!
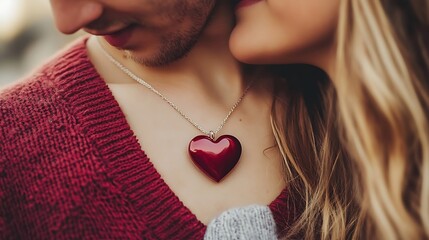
[49,0,103,34]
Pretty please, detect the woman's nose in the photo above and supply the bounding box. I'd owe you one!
[49,0,103,34]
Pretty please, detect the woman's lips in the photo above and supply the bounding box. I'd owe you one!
[103,25,135,48]
[235,0,262,10]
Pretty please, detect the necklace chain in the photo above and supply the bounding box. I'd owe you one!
[97,40,252,138]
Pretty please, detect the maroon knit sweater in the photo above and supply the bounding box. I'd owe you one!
[0,38,294,239]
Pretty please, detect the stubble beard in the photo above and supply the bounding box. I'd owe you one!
[126,1,217,67]
[125,26,201,67]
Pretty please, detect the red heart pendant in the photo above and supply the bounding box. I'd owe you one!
[188,135,242,182]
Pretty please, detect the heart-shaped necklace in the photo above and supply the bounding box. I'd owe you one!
[98,40,252,182]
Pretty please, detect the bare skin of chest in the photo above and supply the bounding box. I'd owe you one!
[108,83,286,224]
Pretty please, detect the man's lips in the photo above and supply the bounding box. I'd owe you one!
[89,25,135,48]
[84,24,131,36]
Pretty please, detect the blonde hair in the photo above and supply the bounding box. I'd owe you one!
[273,0,429,239]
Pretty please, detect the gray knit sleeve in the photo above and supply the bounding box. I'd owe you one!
[204,205,278,240]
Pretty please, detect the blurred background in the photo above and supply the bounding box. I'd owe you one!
[0,0,81,87]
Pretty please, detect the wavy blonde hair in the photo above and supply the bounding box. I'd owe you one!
[273,0,429,239]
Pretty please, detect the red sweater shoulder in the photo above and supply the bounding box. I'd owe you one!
[0,38,86,160]
[0,39,158,239]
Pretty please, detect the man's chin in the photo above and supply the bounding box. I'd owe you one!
[124,50,179,68]
[124,41,196,67]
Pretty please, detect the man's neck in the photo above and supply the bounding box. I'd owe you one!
[88,0,245,105]
[137,0,241,91]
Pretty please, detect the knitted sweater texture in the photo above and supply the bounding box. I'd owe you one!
[204,205,278,240]
[0,38,295,239]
